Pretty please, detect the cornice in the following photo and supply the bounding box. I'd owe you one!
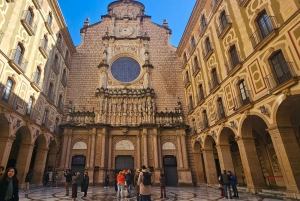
[48,0,76,54]
[176,0,206,56]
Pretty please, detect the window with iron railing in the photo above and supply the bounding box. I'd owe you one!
[21,9,37,35]
[193,57,200,73]
[217,98,226,120]
[1,79,13,103]
[26,97,34,116]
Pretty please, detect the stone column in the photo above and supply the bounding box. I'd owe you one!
[180,132,189,168]
[268,126,300,199]
[31,148,49,186]
[136,133,141,168]
[142,128,148,167]
[59,133,68,169]
[202,148,218,185]
[192,150,205,185]
[216,144,234,173]
[86,134,92,169]
[65,134,72,168]
[88,129,96,184]
[16,143,35,186]
[99,129,108,185]
[157,132,162,168]
[153,130,159,168]
[176,134,183,168]
[107,135,113,169]
[0,136,14,167]
[236,137,265,193]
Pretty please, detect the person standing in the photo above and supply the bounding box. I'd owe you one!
[54,173,59,187]
[218,174,225,198]
[220,170,232,199]
[0,167,19,201]
[159,173,166,199]
[81,172,89,197]
[24,171,32,196]
[125,169,133,198]
[134,169,141,201]
[64,169,72,196]
[104,173,109,188]
[44,172,50,187]
[71,172,80,201]
[137,165,152,201]
[116,171,125,199]
[228,171,239,198]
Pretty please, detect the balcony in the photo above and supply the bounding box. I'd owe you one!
[208,74,221,93]
[233,90,253,112]
[197,92,205,105]
[250,16,279,50]
[45,16,54,35]
[198,25,207,38]
[8,49,28,74]
[47,90,56,103]
[215,107,226,123]
[61,74,68,87]
[0,86,19,109]
[30,73,44,92]
[184,77,191,88]
[42,117,52,130]
[202,46,213,61]
[52,63,60,74]
[0,30,3,44]
[200,119,209,131]
[237,0,251,7]
[25,104,38,122]
[216,15,232,39]
[187,103,194,113]
[56,41,63,54]
[192,64,200,76]
[225,51,242,76]
[32,0,42,9]
[264,62,299,94]
[211,0,222,13]
[38,39,49,59]
[20,10,37,36]
[58,100,64,112]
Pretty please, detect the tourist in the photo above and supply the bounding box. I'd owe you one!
[64,169,72,196]
[104,172,109,188]
[228,171,239,198]
[159,173,166,198]
[71,172,80,201]
[220,170,232,199]
[138,165,152,201]
[117,171,125,199]
[81,172,89,197]
[218,174,225,198]
[125,169,133,198]
[0,167,19,201]
[54,172,59,187]
[134,168,141,201]
[44,172,50,187]
[24,171,32,196]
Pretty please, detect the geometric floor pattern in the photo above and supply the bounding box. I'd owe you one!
[19,186,284,201]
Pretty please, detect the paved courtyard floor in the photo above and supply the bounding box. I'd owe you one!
[20,186,284,201]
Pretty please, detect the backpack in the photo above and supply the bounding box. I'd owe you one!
[222,174,230,184]
[125,173,133,185]
[142,172,152,186]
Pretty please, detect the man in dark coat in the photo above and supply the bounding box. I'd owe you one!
[64,169,72,196]
[81,172,89,197]
[44,173,50,186]
[104,173,109,188]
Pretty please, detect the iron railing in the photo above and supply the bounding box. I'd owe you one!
[31,72,44,90]
[39,39,49,55]
[25,103,39,121]
[264,62,298,91]
[0,86,19,109]
[42,117,52,130]
[216,15,232,37]
[225,51,242,74]
[192,64,200,74]
[47,90,56,102]
[200,119,209,131]
[9,49,28,73]
[233,90,252,111]
[184,77,191,87]
[21,10,37,34]
[197,91,205,104]
[208,74,220,92]
[250,16,278,48]
[188,102,194,113]
[215,107,226,122]
[202,45,213,59]
[52,62,60,73]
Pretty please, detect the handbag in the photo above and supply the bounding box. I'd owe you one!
[219,184,224,189]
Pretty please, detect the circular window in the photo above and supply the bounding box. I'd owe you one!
[111,57,141,82]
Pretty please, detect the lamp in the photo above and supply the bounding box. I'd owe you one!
[230,121,236,129]
[260,105,269,115]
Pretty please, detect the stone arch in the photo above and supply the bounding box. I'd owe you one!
[239,113,271,138]
[203,134,216,149]
[0,114,10,138]
[192,139,206,185]
[115,140,134,150]
[73,141,88,150]
[162,142,176,150]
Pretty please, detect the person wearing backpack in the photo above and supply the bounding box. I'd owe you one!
[137,165,151,201]
[220,170,232,199]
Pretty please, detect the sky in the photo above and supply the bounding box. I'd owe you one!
[57,0,196,47]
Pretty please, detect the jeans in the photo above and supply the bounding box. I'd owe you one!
[136,193,140,201]
[223,184,232,198]
[117,183,124,198]
[127,183,131,196]
[140,194,151,201]
[231,185,239,197]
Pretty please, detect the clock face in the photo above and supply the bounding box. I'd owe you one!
[120,27,133,36]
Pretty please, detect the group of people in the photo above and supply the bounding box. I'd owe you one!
[218,170,239,199]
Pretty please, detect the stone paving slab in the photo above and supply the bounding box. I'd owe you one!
[19,186,284,201]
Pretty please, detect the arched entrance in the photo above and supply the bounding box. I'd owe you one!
[163,155,178,186]
[202,135,220,185]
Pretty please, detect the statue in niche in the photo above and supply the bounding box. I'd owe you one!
[143,69,151,89]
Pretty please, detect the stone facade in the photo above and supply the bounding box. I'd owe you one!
[178,0,300,198]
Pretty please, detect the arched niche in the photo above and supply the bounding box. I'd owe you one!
[115,140,134,150]
[73,142,87,150]
[162,142,176,150]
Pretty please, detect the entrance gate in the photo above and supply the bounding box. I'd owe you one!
[163,156,178,186]
[115,156,134,171]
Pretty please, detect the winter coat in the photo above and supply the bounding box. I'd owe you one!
[159,176,166,187]
[117,174,125,184]
[134,173,140,194]
[230,174,237,186]
[72,174,80,185]
[0,178,19,201]
[81,175,89,192]
[137,170,151,195]
[64,172,72,183]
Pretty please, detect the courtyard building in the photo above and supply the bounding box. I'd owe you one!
[177,0,300,199]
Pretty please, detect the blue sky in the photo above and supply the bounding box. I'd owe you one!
[57,0,196,47]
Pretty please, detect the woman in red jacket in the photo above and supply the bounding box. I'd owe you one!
[116,171,125,199]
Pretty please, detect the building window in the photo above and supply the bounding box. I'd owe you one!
[205,37,212,52]
[14,43,24,66]
[54,118,59,133]
[48,82,53,98]
[217,98,225,118]
[42,35,48,49]
[257,11,273,38]
[191,36,196,47]
[238,80,249,104]
[26,97,34,115]
[194,56,199,71]
[34,67,41,83]
[25,8,34,26]
[2,78,13,102]
[270,51,291,84]
[183,52,188,63]
[65,50,69,61]
[47,13,53,26]
[211,68,219,85]
[54,54,59,66]
[42,109,48,125]
[57,33,62,44]
[199,84,205,100]
[188,95,193,111]
[201,15,207,28]
[229,45,239,67]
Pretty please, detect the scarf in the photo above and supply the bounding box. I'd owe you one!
[5,178,13,200]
